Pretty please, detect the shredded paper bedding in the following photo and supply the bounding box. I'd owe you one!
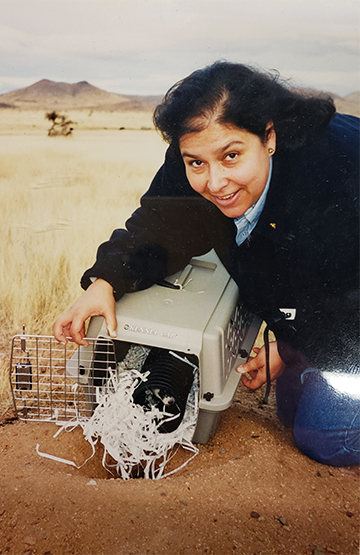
[37,345,199,479]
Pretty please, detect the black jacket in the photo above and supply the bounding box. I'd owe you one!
[82,114,359,372]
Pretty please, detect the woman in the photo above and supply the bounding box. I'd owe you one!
[54,62,359,466]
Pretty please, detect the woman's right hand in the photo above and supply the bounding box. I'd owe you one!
[53,278,117,346]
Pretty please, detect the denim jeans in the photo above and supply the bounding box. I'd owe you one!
[276,366,360,466]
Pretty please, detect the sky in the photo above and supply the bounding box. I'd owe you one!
[1,0,359,97]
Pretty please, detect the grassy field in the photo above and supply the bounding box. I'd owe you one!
[0,109,167,406]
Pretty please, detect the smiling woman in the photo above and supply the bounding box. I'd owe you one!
[179,122,275,219]
[54,61,359,467]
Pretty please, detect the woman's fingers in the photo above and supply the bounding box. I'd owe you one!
[53,279,116,346]
[240,371,265,390]
[236,342,286,390]
[69,314,88,346]
[53,313,73,345]
[104,305,117,338]
[236,352,264,375]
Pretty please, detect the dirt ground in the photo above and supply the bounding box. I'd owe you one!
[0,383,358,555]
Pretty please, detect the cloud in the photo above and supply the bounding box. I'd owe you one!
[0,0,359,96]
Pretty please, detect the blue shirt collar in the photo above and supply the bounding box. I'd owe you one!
[234,157,272,246]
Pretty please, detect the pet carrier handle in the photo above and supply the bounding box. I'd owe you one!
[157,279,181,290]
[157,264,193,291]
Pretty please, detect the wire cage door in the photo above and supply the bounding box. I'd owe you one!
[9,334,116,422]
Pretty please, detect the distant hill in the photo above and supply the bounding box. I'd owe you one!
[0,79,358,116]
[334,91,360,117]
[0,79,163,112]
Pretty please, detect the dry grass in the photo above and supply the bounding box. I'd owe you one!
[0,108,156,135]
[0,109,166,408]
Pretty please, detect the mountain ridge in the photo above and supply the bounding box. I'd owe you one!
[0,79,163,111]
[0,79,358,115]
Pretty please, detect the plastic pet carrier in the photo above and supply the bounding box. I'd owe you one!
[10,250,261,444]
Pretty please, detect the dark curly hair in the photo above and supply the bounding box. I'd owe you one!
[153,61,336,151]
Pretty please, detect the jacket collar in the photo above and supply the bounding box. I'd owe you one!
[250,154,297,249]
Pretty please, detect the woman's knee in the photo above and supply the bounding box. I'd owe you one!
[293,419,360,466]
[293,371,360,466]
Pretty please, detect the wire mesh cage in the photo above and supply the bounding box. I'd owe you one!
[9,334,115,422]
[9,334,198,431]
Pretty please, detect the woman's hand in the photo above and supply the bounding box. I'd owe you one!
[236,342,286,390]
[53,279,117,346]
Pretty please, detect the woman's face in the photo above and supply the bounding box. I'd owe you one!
[179,121,276,219]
